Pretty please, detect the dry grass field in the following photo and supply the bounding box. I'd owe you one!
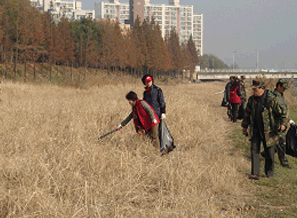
[0,79,257,217]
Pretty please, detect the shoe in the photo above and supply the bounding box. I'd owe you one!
[260,151,265,158]
[281,164,292,169]
[249,174,260,180]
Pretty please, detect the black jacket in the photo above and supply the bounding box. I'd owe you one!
[143,84,166,118]
[225,81,233,102]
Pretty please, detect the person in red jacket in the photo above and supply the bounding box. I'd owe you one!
[229,78,242,123]
[118,91,160,150]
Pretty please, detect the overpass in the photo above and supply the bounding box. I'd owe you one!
[193,69,297,81]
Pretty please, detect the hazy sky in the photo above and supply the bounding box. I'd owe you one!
[82,0,297,69]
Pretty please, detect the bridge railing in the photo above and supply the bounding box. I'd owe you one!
[192,70,297,81]
[199,69,297,73]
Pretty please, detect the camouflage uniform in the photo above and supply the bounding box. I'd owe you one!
[240,77,247,109]
[273,83,290,166]
[242,87,286,177]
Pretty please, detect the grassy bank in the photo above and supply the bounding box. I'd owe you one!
[0,63,187,90]
[0,79,258,217]
[0,63,142,89]
[1,76,296,217]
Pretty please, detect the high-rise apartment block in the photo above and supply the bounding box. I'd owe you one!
[95,0,203,55]
[193,14,203,56]
[95,1,130,24]
[30,0,95,20]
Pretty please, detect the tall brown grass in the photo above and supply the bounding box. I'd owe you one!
[0,80,255,217]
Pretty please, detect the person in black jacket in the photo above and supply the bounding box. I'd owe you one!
[229,78,242,123]
[142,74,166,120]
[224,76,235,119]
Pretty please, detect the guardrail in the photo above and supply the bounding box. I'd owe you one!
[199,69,297,73]
[193,70,297,81]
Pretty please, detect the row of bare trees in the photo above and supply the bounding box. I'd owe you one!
[0,0,200,80]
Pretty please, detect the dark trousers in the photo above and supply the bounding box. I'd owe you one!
[251,131,275,177]
[261,136,289,166]
[227,104,232,119]
[231,103,240,122]
[147,124,160,149]
[275,137,289,166]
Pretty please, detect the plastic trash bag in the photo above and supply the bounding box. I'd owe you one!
[159,119,176,153]
[286,122,297,157]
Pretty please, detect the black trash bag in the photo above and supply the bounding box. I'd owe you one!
[159,119,176,153]
[237,103,245,120]
[286,123,297,157]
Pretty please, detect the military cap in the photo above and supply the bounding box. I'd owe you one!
[251,79,265,88]
[277,79,289,89]
[241,75,246,79]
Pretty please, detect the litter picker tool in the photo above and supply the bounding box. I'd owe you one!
[98,127,121,140]
[215,90,225,95]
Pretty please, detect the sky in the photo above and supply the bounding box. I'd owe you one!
[81,0,297,69]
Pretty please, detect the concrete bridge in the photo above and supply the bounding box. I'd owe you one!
[193,69,297,81]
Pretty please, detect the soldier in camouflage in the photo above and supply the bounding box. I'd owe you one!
[261,79,291,168]
[241,79,286,180]
[273,79,291,168]
[240,76,247,109]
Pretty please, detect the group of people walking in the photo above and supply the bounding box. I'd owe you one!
[115,73,292,178]
[226,76,247,123]
[118,74,174,155]
[224,76,292,180]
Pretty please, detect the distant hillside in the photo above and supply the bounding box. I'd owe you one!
[200,54,230,69]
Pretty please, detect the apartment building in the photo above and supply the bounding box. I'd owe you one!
[193,14,203,56]
[95,0,130,24]
[95,0,203,55]
[41,0,79,13]
[30,0,94,20]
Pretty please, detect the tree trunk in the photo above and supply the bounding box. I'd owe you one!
[57,64,59,77]
[24,60,27,80]
[41,52,44,77]
[71,61,73,81]
[50,64,52,82]
[33,51,36,80]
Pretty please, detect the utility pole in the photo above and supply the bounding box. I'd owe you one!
[233,53,235,71]
[233,51,237,72]
[256,48,259,71]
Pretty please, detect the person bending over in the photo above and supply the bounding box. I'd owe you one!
[118,91,160,150]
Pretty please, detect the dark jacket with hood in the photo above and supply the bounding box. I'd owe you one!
[142,74,166,118]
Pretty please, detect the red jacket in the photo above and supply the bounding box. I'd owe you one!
[229,86,242,103]
[133,99,160,132]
